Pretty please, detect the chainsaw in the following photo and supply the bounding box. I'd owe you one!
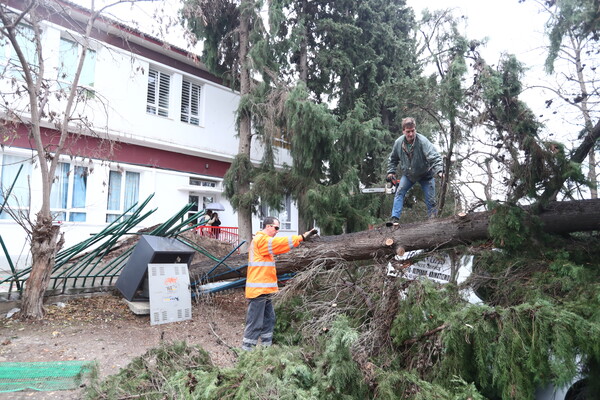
[361,176,399,194]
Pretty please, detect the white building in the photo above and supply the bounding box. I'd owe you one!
[0,0,298,271]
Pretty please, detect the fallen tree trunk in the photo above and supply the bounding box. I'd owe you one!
[189,199,600,282]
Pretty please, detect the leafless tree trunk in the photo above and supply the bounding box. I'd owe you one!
[0,0,137,319]
[294,0,310,234]
[21,218,62,316]
[235,0,253,252]
[589,151,597,199]
[438,119,457,214]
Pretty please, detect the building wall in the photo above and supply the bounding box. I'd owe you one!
[0,3,298,272]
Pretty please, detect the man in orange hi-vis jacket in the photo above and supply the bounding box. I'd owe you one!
[241,216,318,351]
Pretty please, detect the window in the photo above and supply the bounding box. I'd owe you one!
[260,194,292,230]
[189,177,217,188]
[50,163,88,222]
[186,195,215,224]
[0,155,32,220]
[181,79,202,125]
[0,24,38,79]
[106,170,140,223]
[188,194,199,222]
[146,68,170,117]
[57,37,96,89]
[273,129,291,150]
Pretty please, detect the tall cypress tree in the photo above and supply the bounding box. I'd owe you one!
[263,0,419,233]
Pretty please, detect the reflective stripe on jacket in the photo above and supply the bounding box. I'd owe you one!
[245,231,303,299]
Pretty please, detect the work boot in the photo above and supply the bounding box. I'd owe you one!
[386,217,400,227]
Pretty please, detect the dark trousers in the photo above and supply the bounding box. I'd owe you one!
[241,294,275,351]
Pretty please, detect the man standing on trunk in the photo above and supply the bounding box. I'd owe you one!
[386,117,443,225]
[241,217,317,351]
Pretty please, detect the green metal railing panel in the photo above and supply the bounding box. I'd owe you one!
[0,192,239,298]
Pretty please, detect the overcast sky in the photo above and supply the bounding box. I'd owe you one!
[410,1,574,133]
[406,0,549,63]
[85,0,550,66]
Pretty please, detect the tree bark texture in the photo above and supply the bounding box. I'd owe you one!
[20,216,62,319]
[189,199,600,283]
[235,0,253,253]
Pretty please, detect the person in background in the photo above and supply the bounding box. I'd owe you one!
[198,210,215,236]
[241,217,318,351]
[201,210,214,225]
[211,212,221,238]
[386,117,443,225]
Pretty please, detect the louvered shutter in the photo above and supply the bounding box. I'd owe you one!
[180,79,202,125]
[157,72,170,117]
[146,69,157,114]
[147,68,170,117]
[181,80,190,123]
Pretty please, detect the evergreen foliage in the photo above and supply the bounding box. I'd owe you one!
[190,347,319,399]
[167,2,600,398]
[439,301,599,399]
[375,370,486,399]
[474,54,587,203]
[285,84,337,178]
[86,320,370,399]
[313,316,369,399]
[223,153,258,212]
[250,0,422,233]
[386,276,600,399]
[89,233,600,399]
[85,341,213,399]
[182,0,266,88]
[284,92,392,233]
[472,233,600,313]
[487,202,543,253]
[181,0,241,86]
[542,0,600,73]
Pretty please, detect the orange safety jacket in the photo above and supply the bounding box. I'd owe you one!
[245,231,303,299]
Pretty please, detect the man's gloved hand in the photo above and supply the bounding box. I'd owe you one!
[386,173,396,182]
[302,228,318,241]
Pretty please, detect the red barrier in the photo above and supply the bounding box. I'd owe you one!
[195,225,239,247]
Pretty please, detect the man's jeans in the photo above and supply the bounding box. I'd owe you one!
[391,175,437,219]
[241,294,275,351]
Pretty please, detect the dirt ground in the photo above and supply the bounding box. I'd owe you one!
[0,289,247,399]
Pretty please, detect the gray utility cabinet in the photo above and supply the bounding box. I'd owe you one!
[115,235,195,301]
